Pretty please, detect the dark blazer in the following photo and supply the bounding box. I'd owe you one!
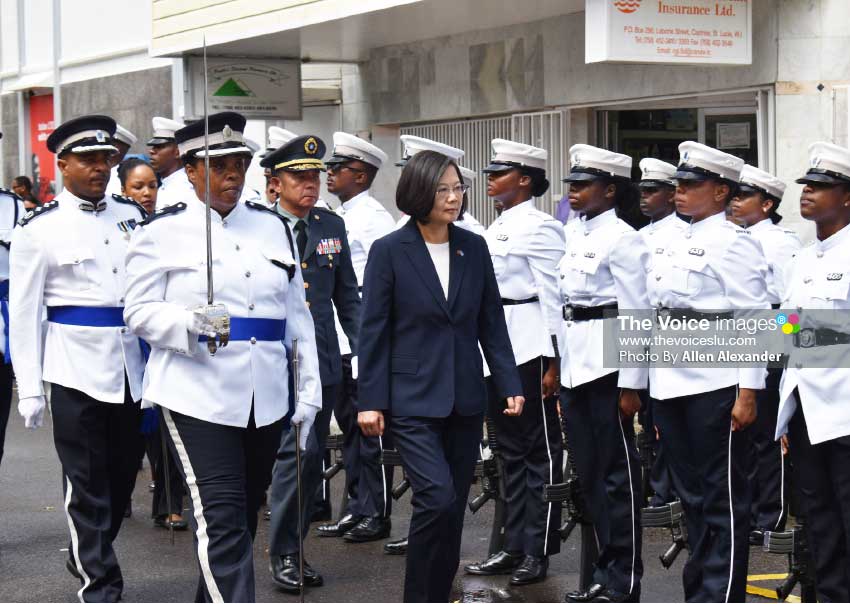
[358,218,521,417]
[296,206,361,386]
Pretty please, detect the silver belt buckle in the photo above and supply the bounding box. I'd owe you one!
[797,328,815,349]
[562,305,574,321]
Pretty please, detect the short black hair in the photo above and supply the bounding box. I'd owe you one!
[396,150,466,223]
[118,157,155,188]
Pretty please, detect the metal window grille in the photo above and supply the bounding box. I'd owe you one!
[400,109,568,227]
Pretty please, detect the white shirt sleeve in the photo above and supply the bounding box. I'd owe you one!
[525,220,566,356]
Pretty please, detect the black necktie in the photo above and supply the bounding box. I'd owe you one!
[294,220,308,259]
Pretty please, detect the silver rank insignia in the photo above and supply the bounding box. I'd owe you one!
[496,234,509,241]
[688,248,705,256]
[584,251,596,258]
[827,273,844,281]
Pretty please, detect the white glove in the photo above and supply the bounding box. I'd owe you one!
[18,395,46,430]
[186,310,219,338]
[351,355,359,381]
[290,403,318,451]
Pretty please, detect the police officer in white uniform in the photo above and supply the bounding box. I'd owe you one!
[775,142,850,602]
[105,124,137,196]
[147,116,194,210]
[395,135,486,234]
[559,145,650,603]
[647,141,769,603]
[123,112,321,603]
[730,164,801,543]
[0,172,24,469]
[464,139,564,585]
[10,115,147,602]
[637,158,685,507]
[318,131,397,542]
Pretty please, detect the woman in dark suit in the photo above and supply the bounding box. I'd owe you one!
[358,150,525,602]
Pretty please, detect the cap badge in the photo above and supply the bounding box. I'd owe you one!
[827,273,844,281]
[95,130,106,143]
[222,125,233,140]
[305,137,318,155]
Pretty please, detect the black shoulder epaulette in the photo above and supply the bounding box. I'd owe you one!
[18,200,58,227]
[139,202,187,226]
[111,194,148,219]
[0,187,22,202]
[245,201,296,257]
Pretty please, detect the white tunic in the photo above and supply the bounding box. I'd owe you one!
[747,219,802,305]
[0,191,25,356]
[123,198,321,428]
[776,222,850,444]
[647,211,770,400]
[483,199,564,369]
[559,209,651,389]
[9,190,146,403]
[155,168,194,210]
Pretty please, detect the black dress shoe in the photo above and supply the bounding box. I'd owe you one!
[270,554,323,593]
[310,501,332,523]
[749,528,765,546]
[148,481,155,493]
[384,537,408,555]
[594,588,638,603]
[464,550,524,575]
[317,513,363,538]
[343,516,391,542]
[264,508,271,521]
[510,555,548,585]
[565,583,606,602]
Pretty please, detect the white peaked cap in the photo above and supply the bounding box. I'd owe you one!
[149,116,185,143]
[458,165,476,187]
[638,158,677,185]
[330,131,388,169]
[267,127,299,150]
[114,124,137,146]
[564,144,631,181]
[485,138,547,172]
[676,141,744,182]
[739,164,786,200]
[797,142,850,184]
[400,135,464,162]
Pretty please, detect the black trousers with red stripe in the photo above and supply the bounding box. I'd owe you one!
[561,372,643,597]
[162,407,283,603]
[654,386,751,603]
[50,381,143,603]
[487,356,563,557]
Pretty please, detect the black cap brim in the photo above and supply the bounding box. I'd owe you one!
[673,169,711,182]
[562,171,601,183]
[638,180,675,188]
[482,162,517,174]
[147,137,175,146]
[795,171,848,185]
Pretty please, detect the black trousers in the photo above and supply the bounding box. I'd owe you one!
[748,369,787,532]
[0,361,13,467]
[637,391,675,506]
[268,382,340,556]
[334,354,393,519]
[149,410,185,518]
[487,356,562,557]
[561,372,643,597]
[654,386,750,603]
[162,407,283,603]
[392,412,483,603]
[787,395,850,602]
[51,381,144,603]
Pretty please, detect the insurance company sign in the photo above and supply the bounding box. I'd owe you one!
[586,0,752,65]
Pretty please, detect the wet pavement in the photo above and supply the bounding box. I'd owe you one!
[0,407,798,602]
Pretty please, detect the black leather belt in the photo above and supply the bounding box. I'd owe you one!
[793,327,850,348]
[655,308,733,323]
[563,303,618,322]
[502,296,539,306]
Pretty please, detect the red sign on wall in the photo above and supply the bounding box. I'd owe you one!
[29,95,55,201]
